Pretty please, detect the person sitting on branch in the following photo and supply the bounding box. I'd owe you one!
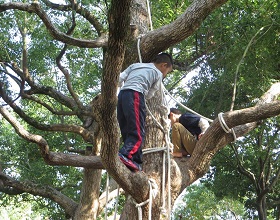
[117,53,173,172]
[168,108,210,158]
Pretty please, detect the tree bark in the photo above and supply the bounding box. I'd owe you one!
[1,1,280,220]
[74,169,102,220]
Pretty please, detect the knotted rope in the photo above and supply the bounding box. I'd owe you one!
[218,112,237,142]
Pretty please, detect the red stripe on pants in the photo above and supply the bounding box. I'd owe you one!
[128,91,142,158]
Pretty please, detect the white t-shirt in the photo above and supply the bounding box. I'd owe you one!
[118,63,163,99]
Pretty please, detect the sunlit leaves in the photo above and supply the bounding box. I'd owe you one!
[173,184,246,219]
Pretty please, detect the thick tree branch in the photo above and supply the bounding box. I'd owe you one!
[41,0,106,36]
[47,152,103,169]
[0,104,105,170]
[1,0,228,62]
[178,82,280,190]
[55,15,84,110]
[99,0,151,205]
[0,2,107,48]
[136,0,228,62]
[0,171,78,217]
[0,106,94,157]
[3,62,80,111]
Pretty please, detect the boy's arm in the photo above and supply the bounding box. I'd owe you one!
[198,118,210,134]
[118,70,128,87]
[146,70,163,99]
[146,78,161,99]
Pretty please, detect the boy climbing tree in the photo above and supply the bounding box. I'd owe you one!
[117,53,173,171]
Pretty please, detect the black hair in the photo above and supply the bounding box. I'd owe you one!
[151,53,173,67]
[168,108,182,118]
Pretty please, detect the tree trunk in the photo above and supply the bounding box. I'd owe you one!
[120,89,181,219]
[1,1,280,220]
[74,169,102,220]
[74,133,103,220]
[257,196,267,220]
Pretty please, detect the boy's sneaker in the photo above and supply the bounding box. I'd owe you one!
[118,153,142,172]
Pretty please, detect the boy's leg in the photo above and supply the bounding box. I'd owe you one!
[171,122,197,156]
[118,90,145,165]
[117,91,127,142]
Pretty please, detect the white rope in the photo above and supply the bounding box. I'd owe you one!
[145,101,164,131]
[143,147,167,154]
[163,86,213,123]
[113,186,120,220]
[148,179,158,219]
[218,112,237,142]
[137,36,143,63]
[136,34,169,219]
[105,172,110,220]
[145,101,172,219]
[166,132,172,220]
[133,178,158,220]
[136,25,171,219]
[146,0,153,31]
[161,148,166,215]
[134,198,149,220]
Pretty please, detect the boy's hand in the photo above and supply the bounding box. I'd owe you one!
[198,133,204,140]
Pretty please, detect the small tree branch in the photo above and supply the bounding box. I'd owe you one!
[0,2,107,48]
[3,62,80,112]
[231,144,257,185]
[135,0,228,62]
[21,93,78,115]
[41,0,106,36]
[55,12,84,110]
[230,25,272,111]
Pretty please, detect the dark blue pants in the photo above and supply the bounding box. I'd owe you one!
[117,90,146,164]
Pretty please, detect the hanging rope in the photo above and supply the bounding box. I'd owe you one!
[146,0,153,31]
[145,96,172,219]
[163,86,213,123]
[132,178,158,220]
[134,197,149,220]
[113,186,120,220]
[132,32,173,220]
[104,174,121,220]
[137,36,143,63]
[135,9,211,216]
[104,172,110,220]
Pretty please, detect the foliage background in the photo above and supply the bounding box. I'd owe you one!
[0,0,279,219]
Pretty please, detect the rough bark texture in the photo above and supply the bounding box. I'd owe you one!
[1,0,280,220]
[74,169,102,220]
